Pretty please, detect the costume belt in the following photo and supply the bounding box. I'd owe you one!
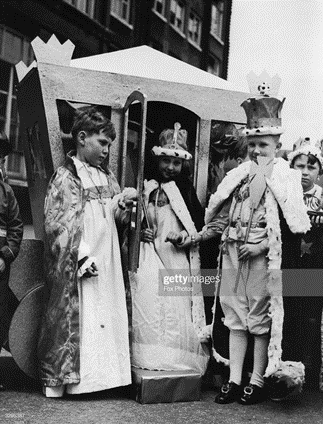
[85,187,113,200]
[230,221,266,229]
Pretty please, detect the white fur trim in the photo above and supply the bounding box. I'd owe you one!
[151,146,192,160]
[242,126,284,136]
[266,158,311,234]
[209,158,309,388]
[143,179,208,340]
[205,161,251,224]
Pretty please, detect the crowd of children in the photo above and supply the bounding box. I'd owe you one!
[1,85,323,406]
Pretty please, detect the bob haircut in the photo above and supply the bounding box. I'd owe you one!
[144,153,192,181]
[71,106,116,141]
[290,153,323,175]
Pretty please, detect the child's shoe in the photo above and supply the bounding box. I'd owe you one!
[214,381,241,404]
[238,384,266,405]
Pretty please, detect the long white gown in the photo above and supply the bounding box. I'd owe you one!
[131,192,209,375]
[66,158,131,394]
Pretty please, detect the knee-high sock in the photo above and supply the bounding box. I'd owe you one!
[250,334,269,388]
[229,329,248,386]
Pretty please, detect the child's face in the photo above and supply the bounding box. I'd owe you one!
[78,129,113,167]
[292,154,321,192]
[247,135,281,163]
[158,156,183,181]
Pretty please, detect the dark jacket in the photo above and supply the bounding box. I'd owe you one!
[0,178,23,348]
[0,180,23,265]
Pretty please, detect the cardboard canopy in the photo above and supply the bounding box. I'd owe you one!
[71,45,245,93]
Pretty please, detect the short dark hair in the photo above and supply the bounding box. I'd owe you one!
[230,135,248,161]
[71,106,116,141]
[291,153,323,174]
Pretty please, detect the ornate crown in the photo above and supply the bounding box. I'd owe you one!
[241,70,285,136]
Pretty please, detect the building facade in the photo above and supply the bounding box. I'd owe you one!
[1,0,232,223]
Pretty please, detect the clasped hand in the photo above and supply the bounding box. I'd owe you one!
[83,262,98,278]
[121,187,138,208]
[141,228,154,243]
[165,231,183,245]
[238,243,263,261]
[141,229,184,245]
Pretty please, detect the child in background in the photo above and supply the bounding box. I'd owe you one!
[284,141,323,390]
[0,131,24,390]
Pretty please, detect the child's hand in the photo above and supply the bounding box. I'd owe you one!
[141,228,154,243]
[238,243,263,261]
[122,187,137,201]
[0,258,5,273]
[165,231,183,245]
[83,262,98,278]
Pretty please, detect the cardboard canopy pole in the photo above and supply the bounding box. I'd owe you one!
[122,91,147,272]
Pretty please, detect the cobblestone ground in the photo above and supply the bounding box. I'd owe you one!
[1,352,323,424]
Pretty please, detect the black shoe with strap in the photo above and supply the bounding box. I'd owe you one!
[214,381,241,404]
[239,384,266,405]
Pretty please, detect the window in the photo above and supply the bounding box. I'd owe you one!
[63,0,96,18]
[153,0,166,17]
[170,0,185,33]
[207,56,220,76]
[211,1,224,41]
[0,26,32,181]
[111,0,132,25]
[188,12,201,46]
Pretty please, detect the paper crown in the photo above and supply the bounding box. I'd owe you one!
[151,123,192,160]
[288,137,323,168]
[0,131,13,157]
[241,71,285,136]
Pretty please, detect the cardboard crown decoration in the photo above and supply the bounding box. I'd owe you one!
[241,70,285,137]
[151,122,192,160]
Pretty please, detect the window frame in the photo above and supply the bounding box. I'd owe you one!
[210,1,224,43]
[207,55,221,77]
[111,0,133,28]
[187,10,202,48]
[169,0,185,35]
[63,0,97,19]
[153,0,166,19]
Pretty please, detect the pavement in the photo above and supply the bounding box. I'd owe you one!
[2,225,322,423]
[1,351,323,424]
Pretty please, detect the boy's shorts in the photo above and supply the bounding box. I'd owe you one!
[219,241,271,335]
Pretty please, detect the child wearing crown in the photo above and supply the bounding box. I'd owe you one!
[195,79,311,404]
[282,140,323,391]
[130,124,209,375]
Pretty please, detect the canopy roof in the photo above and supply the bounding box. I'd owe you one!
[71,45,245,93]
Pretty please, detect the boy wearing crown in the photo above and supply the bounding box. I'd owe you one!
[195,77,311,404]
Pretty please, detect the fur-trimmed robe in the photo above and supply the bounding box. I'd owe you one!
[37,152,130,387]
[141,179,209,339]
[205,158,311,379]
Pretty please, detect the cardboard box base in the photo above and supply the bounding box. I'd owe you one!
[131,367,202,404]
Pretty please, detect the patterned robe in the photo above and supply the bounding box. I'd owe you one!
[37,152,129,387]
